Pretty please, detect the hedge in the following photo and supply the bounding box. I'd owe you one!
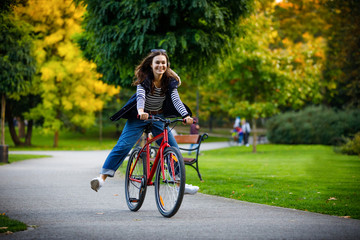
[266,106,360,145]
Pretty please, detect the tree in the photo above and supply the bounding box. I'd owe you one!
[75,0,254,87]
[207,0,324,152]
[5,87,41,146]
[323,0,360,108]
[15,0,120,147]
[273,0,360,109]
[0,1,36,161]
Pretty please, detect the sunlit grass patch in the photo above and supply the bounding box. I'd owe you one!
[185,144,360,219]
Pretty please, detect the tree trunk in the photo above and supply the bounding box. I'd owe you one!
[1,94,5,146]
[252,118,257,153]
[6,103,33,146]
[25,119,33,146]
[196,87,200,119]
[1,94,8,163]
[8,114,22,146]
[53,130,59,148]
[99,110,103,144]
[18,117,25,138]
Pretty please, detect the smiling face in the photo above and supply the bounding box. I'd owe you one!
[151,55,167,79]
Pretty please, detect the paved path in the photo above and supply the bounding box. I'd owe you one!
[1,145,360,239]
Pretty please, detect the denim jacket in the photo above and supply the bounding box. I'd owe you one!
[110,78,192,121]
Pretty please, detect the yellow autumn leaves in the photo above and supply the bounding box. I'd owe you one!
[14,0,120,137]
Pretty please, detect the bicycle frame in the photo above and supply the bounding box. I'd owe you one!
[129,124,175,186]
[125,115,192,217]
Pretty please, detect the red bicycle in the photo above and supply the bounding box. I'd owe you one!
[124,115,187,217]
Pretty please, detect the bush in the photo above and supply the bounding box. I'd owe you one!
[340,132,360,155]
[266,106,360,145]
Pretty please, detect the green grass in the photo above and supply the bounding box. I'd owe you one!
[184,144,360,219]
[5,125,227,150]
[0,214,27,234]
[0,154,50,166]
[5,125,120,150]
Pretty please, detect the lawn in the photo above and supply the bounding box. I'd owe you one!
[183,144,360,219]
[5,125,121,150]
[5,125,227,150]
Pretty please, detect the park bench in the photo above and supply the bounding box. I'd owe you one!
[174,133,208,182]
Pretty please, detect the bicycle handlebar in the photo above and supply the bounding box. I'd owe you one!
[137,115,196,124]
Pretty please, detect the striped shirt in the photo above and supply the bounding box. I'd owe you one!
[137,84,188,117]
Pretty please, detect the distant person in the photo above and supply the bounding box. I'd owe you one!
[241,119,251,147]
[189,117,200,155]
[233,116,241,129]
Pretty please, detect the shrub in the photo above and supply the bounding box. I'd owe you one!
[340,132,360,155]
[266,106,360,145]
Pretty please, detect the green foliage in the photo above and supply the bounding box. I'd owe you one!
[323,0,360,108]
[340,132,360,156]
[266,106,360,145]
[76,0,253,87]
[0,12,35,94]
[204,1,325,125]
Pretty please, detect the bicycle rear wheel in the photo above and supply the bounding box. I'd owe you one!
[125,147,147,211]
[154,147,185,218]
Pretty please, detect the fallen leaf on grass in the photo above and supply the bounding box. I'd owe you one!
[328,197,337,201]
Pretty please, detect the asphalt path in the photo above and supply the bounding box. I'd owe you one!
[1,144,360,239]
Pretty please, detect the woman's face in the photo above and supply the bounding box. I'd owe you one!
[151,55,167,78]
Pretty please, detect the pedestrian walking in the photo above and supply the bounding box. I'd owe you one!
[241,119,251,147]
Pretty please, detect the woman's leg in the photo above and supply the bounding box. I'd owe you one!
[101,118,147,178]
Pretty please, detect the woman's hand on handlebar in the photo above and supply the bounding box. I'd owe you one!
[138,109,149,120]
[183,116,194,125]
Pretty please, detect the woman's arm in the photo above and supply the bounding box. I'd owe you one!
[171,89,193,124]
[137,85,149,120]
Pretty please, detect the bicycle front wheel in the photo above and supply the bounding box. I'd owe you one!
[125,147,147,212]
[155,147,185,218]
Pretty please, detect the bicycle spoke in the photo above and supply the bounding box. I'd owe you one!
[155,147,185,217]
[125,148,147,211]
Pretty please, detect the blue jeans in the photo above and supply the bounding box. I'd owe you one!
[101,114,179,177]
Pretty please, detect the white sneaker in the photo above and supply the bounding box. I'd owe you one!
[184,184,199,195]
[90,177,104,192]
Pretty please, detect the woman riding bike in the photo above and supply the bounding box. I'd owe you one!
[90,49,199,195]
